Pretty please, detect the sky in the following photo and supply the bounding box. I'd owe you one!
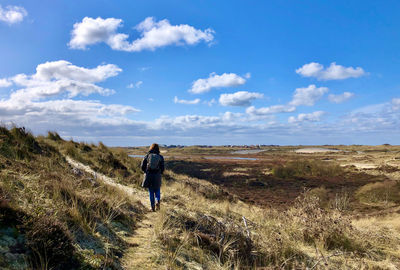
[0,0,400,146]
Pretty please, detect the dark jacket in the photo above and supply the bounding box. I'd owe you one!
[141,150,164,189]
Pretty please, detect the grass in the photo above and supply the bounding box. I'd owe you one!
[41,134,143,187]
[0,126,145,269]
[1,125,400,269]
[152,171,400,269]
[356,181,400,206]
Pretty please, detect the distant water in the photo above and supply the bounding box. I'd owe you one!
[129,154,145,158]
[231,149,265,154]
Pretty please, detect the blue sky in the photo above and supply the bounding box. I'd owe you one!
[1,0,399,146]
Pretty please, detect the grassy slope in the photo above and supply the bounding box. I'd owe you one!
[0,127,145,269]
[1,127,400,269]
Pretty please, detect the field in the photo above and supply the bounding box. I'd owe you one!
[128,145,400,212]
[1,128,400,269]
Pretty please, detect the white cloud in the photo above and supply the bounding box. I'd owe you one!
[219,91,263,107]
[288,111,325,123]
[0,79,12,87]
[0,5,27,24]
[0,60,140,132]
[4,60,121,102]
[189,72,247,94]
[328,92,354,103]
[392,98,400,110]
[174,96,201,105]
[289,84,328,106]
[246,105,296,115]
[127,81,143,89]
[296,62,366,80]
[69,17,214,52]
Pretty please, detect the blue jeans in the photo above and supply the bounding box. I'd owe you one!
[148,187,161,206]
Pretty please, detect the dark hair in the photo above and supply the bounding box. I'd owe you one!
[149,143,160,154]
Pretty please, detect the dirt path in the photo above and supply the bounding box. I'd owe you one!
[65,157,162,269]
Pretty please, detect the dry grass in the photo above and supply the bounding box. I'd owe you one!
[0,126,145,269]
[2,126,400,269]
[41,134,143,187]
[152,171,400,269]
[356,181,400,206]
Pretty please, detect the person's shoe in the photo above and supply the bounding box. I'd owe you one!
[151,204,155,212]
[155,201,160,211]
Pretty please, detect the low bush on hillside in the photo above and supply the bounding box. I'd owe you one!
[356,181,400,206]
[272,159,343,179]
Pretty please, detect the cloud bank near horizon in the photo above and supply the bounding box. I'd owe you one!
[1,59,397,145]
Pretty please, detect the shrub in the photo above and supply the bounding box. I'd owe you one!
[289,191,362,252]
[309,187,329,208]
[356,181,400,205]
[272,160,343,179]
[331,188,350,211]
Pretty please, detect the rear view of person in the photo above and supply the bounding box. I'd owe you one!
[141,143,164,212]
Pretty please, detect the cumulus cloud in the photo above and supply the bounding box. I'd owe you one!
[174,96,201,105]
[69,17,214,52]
[3,60,121,102]
[289,84,328,106]
[189,72,247,94]
[328,92,354,103]
[0,79,12,87]
[0,60,140,133]
[288,111,326,123]
[0,5,27,24]
[219,91,263,106]
[296,62,366,80]
[127,81,143,89]
[246,105,296,116]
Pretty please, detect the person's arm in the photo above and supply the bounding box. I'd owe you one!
[141,155,148,172]
[160,155,165,174]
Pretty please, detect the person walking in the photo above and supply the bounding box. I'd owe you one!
[141,143,164,212]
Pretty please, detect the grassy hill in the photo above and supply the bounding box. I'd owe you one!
[1,126,399,269]
[0,127,145,269]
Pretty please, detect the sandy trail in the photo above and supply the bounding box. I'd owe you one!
[65,157,162,269]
